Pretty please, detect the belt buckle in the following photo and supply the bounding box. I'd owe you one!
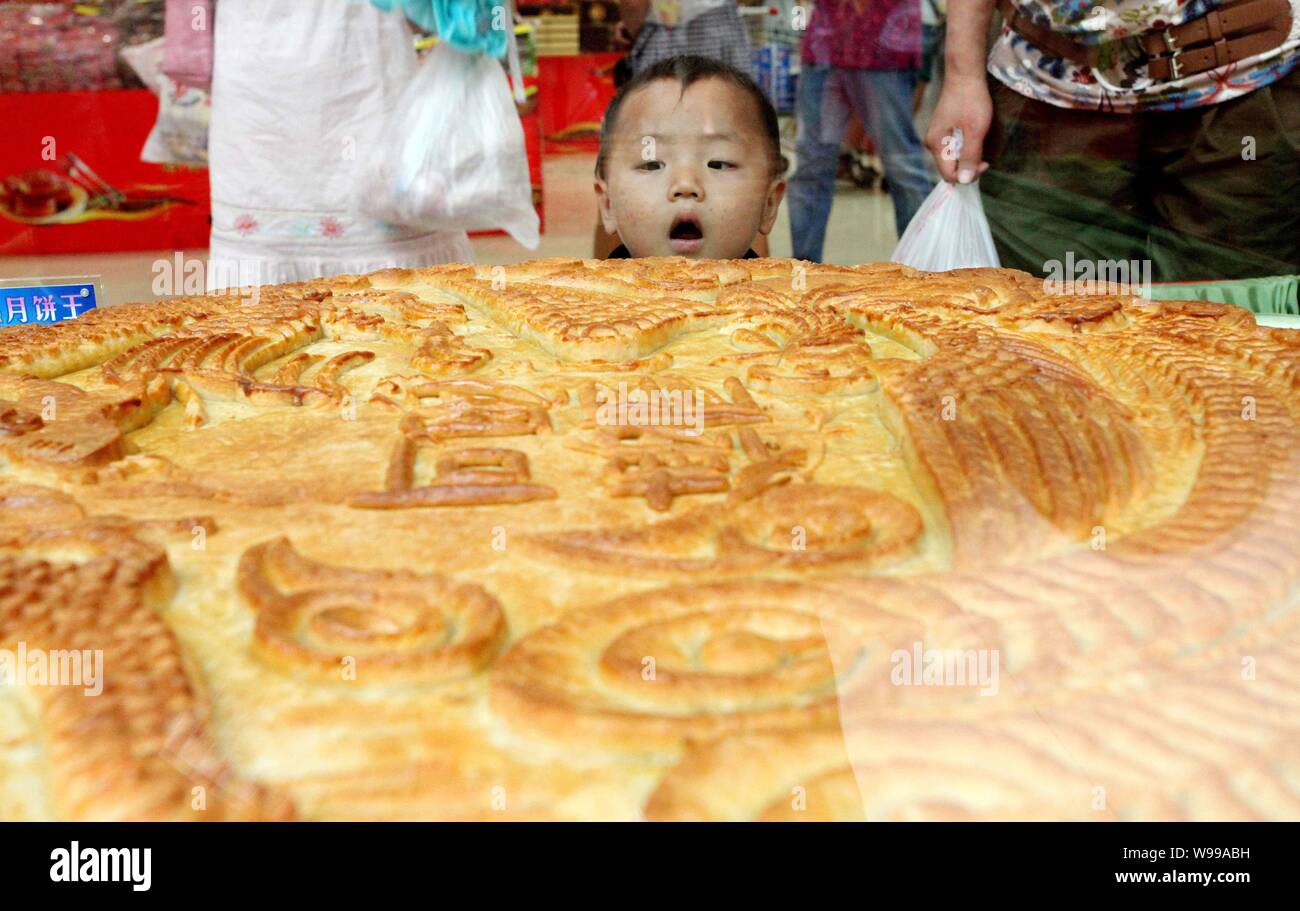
[1161,30,1183,79]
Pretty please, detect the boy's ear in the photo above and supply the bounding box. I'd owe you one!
[594,176,620,235]
[757,178,787,236]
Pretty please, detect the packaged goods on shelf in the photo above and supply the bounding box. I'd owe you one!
[0,3,123,93]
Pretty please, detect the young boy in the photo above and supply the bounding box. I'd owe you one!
[595,55,787,260]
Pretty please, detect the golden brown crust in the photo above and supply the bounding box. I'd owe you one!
[240,537,507,684]
[489,580,924,753]
[646,616,1300,821]
[1,257,1297,819]
[0,498,292,820]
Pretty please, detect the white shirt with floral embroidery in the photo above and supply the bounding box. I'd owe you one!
[207,0,473,290]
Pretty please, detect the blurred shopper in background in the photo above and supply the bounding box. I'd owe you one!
[927,0,1299,280]
[595,0,761,257]
[915,3,946,116]
[618,0,754,77]
[207,0,472,291]
[787,0,934,262]
[914,0,947,184]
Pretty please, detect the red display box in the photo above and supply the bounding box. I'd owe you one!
[1,82,546,257]
[0,89,210,257]
[537,51,620,154]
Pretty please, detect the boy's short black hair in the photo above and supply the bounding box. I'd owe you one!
[596,55,786,180]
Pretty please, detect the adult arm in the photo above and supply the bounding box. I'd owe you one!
[923,0,995,183]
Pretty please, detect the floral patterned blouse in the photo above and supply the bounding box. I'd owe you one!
[987,0,1300,111]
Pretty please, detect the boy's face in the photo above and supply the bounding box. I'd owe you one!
[595,78,786,259]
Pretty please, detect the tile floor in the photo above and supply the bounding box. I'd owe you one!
[0,150,902,307]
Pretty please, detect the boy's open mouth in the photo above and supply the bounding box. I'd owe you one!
[668,213,704,253]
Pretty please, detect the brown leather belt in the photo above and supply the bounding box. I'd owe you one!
[997,0,1292,83]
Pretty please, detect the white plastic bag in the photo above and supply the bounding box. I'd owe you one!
[122,36,210,167]
[354,43,539,249]
[120,37,165,95]
[140,76,211,167]
[891,180,1000,271]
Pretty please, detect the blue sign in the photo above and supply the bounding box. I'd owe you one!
[1,280,99,329]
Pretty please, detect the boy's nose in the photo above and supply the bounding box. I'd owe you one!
[668,168,704,201]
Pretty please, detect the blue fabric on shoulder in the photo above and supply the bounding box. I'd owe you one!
[368,0,508,58]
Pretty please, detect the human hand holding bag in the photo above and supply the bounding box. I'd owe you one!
[892,129,999,271]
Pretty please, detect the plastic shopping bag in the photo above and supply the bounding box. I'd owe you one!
[353,43,539,249]
[122,37,210,167]
[141,76,211,167]
[120,37,165,95]
[891,180,1000,271]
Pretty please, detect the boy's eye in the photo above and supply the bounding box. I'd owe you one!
[637,160,664,171]
[708,160,736,170]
